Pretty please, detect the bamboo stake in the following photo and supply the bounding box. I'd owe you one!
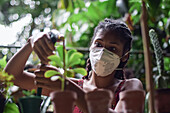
[140,1,155,113]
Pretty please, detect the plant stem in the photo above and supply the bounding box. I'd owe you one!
[61,79,65,91]
[62,36,66,91]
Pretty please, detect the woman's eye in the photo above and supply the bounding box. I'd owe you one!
[95,42,102,47]
[108,47,116,52]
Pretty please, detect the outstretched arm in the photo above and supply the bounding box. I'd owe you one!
[4,32,55,90]
[4,39,36,90]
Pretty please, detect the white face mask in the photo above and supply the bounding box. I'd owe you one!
[89,48,121,77]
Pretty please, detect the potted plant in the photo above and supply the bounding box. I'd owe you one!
[45,36,87,113]
[149,29,170,113]
[85,89,114,113]
[119,89,145,113]
[0,56,20,113]
[18,89,43,113]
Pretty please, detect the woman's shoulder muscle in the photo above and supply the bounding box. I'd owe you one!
[123,78,143,90]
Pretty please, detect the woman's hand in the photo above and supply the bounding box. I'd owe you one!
[34,65,62,91]
[29,32,55,64]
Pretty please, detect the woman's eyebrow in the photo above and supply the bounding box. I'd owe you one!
[95,38,103,42]
[109,42,120,45]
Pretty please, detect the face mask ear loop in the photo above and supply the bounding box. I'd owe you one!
[116,51,130,71]
[120,51,130,60]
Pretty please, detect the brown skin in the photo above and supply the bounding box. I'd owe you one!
[4,30,143,113]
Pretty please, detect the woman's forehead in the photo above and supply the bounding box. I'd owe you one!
[94,30,124,44]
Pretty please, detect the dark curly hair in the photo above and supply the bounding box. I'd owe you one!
[83,18,132,80]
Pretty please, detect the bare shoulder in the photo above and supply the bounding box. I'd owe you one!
[124,78,143,90]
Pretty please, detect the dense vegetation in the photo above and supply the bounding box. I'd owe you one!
[0,0,170,88]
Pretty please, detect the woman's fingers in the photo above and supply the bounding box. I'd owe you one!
[44,35,55,51]
[34,70,45,77]
[35,77,52,84]
[33,33,55,64]
[35,77,61,90]
[34,64,62,91]
[40,65,59,71]
[33,45,49,64]
[38,34,54,56]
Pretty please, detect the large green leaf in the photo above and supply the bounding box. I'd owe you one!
[66,49,77,67]
[3,102,20,113]
[48,55,63,68]
[68,52,83,67]
[56,45,64,62]
[45,70,61,78]
[67,0,119,25]
[83,0,118,23]
[73,68,87,76]
[56,45,67,63]
[68,59,81,67]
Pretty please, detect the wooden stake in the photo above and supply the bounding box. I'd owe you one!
[140,1,155,113]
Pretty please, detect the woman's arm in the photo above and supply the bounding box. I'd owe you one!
[4,32,55,90]
[4,40,36,90]
[4,32,89,112]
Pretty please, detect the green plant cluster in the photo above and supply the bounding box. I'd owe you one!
[45,45,87,91]
[0,56,20,113]
[0,56,14,98]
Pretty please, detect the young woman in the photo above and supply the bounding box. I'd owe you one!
[4,18,144,113]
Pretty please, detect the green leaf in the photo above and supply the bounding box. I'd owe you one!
[74,0,85,8]
[164,57,170,71]
[73,68,87,76]
[68,59,81,67]
[56,45,67,63]
[45,70,61,78]
[22,90,31,96]
[0,56,7,69]
[3,102,20,113]
[56,45,64,62]
[80,60,86,66]
[48,55,63,68]
[67,0,73,12]
[66,49,77,67]
[31,89,36,94]
[68,52,83,67]
[65,70,74,77]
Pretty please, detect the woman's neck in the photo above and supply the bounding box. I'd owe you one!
[90,71,119,88]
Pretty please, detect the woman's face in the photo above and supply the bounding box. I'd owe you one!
[90,29,125,57]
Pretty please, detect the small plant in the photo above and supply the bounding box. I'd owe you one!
[0,56,14,98]
[22,89,36,97]
[45,44,87,91]
[0,56,20,113]
[149,29,170,88]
